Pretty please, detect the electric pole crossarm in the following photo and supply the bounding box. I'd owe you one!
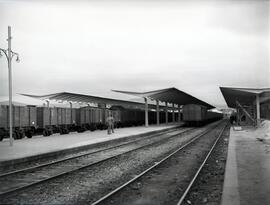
[0,48,8,60]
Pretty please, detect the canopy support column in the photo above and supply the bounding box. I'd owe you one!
[256,94,260,126]
[156,100,160,125]
[144,97,149,127]
[165,102,168,124]
[178,104,181,122]
[172,103,175,122]
[69,102,73,124]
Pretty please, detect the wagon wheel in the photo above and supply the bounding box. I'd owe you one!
[65,128,70,134]
[0,129,5,141]
[26,130,33,138]
[59,128,64,135]
[49,129,53,135]
[14,130,21,140]
[43,130,49,137]
[19,130,25,139]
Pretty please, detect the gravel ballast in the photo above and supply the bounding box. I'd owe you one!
[0,127,182,174]
[93,122,227,205]
[0,128,192,195]
[182,123,230,205]
[0,124,216,205]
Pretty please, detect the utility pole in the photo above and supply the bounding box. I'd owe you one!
[0,26,20,146]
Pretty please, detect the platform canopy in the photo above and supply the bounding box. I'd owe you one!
[20,92,164,110]
[220,87,270,108]
[112,87,215,109]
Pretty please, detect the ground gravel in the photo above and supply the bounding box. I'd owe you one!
[0,125,211,204]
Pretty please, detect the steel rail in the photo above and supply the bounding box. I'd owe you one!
[0,127,196,197]
[91,120,225,205]
[176,122,228,205]
[0,126,183,178]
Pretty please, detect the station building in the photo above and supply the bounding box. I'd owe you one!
[220,87,270,126]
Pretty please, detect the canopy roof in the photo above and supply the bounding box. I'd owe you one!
[20,92,164,110]
[220,87,270,108]
[112,87,215,109]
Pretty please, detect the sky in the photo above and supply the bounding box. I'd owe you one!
[0,0,269,108]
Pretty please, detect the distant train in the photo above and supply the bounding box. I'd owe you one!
[0,104,179,141]
[182,104,223,126]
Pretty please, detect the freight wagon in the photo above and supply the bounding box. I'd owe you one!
[110,107,145,127]
[36,107,77,136]
[182,104,223,126]
[158,112,182,123]
[75,107,121,132]
[0,104,156,140]
[0,103,185,141]
[0,105,37,140]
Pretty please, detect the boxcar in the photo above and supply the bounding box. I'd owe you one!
[110,106,145,127]
[182,104,222,126]
[37,107,76,136]
[76,107,106,132]
[1,103,183,140]
[0,105,37,140]
[183,104,207,122]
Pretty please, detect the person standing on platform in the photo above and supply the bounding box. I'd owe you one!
[106,114,114,134]
[110,114,114,134]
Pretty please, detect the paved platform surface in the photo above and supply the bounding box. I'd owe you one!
[0,124,180,163]
[222,124,270,205]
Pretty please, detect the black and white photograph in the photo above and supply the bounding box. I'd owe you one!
[0,0,269,204]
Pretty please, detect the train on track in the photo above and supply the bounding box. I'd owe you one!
[0,103,223,141]
[182,104,223,126]
[0,104,179,141]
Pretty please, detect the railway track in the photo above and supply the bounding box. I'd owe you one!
[0,126,182,175]
[176,123,227,205]
[0,126,195,197]
[91,120,228,205]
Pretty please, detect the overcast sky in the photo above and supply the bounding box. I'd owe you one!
[0,0,269,107]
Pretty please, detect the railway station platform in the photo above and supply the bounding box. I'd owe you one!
[222,120,270,205]
[0,123,181,167]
